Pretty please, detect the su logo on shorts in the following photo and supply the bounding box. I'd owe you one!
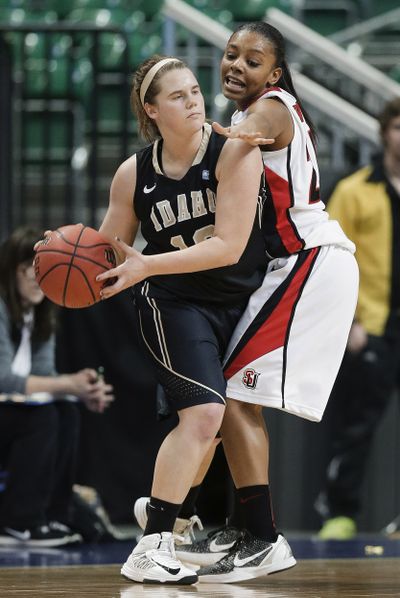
[242,368,260,390]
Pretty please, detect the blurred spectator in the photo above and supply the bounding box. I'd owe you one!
[315,98,400,539]
[0,227,114,547]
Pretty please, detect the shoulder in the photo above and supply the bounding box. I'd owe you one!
[114,154,137,182]
[249,96,288,119]
[111,154,138,197]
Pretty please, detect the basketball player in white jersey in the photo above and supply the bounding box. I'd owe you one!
[132,22,359,583]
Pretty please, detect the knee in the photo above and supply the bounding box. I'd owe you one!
[222,399,264,429]
[180,403,225,442]
[225,398,261,417]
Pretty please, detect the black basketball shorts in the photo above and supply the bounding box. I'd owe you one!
[134,281,245,412]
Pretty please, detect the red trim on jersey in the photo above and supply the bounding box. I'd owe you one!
[292,102,304,122]
[265,165,304,253]
[224,248,318,380]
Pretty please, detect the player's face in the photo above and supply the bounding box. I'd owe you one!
[16,261,44,307]
[383,115,400,161]
[147,68,205,134]
[221,30,282,110]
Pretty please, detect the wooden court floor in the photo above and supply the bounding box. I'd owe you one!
[1,558,400,598]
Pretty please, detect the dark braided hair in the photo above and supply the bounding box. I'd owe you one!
[233,22,317,142]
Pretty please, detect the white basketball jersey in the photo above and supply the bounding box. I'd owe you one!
[231,87,355,257]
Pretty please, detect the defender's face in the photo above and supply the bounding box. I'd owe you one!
[146,68,205,134]
[221,30,282,110]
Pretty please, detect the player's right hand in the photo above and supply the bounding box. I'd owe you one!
[212,121,275,146]
[96,237,149,299]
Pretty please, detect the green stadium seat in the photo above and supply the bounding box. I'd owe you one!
[128,29,162,68]
[368,1,399,16]
[65,8,130,70]
[303,10,352,36]
[24,111,73,162]
[129,0,163,19]
[228,0,280,21]
[389,65,400,83]
[0,0,24,8]
[25,56,70,97]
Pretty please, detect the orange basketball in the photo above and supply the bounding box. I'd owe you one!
[34,224,116,308]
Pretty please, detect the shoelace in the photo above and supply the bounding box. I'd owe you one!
[229,531,246,553]
[206,525,240,540]
[155,536,183,566]
[187,515,203,540]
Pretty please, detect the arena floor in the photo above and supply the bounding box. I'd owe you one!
[1,531,399,597]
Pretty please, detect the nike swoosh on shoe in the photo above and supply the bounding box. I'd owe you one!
[151,557,181,575]
[209,538,236,552]
[233,546,271,567]
[4,527,31,541]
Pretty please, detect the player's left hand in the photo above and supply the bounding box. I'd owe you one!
[33,230,53,252]
[96,237,148,299]
[212,121,275,146]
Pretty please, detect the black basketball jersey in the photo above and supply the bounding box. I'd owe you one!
[134,123,267,305]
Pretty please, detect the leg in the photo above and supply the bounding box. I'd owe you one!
[192,437,221,487]
[220,400,268,487]
[123,287,237,584]
[150,402,224,506]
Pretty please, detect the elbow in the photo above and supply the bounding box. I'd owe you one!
[213,237,245,267]
[224,246,244,266]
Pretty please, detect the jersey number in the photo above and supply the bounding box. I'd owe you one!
[170,224,215,250]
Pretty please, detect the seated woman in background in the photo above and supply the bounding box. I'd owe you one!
[0,226,114,547]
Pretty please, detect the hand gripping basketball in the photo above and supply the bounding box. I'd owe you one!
[34,223,117,308]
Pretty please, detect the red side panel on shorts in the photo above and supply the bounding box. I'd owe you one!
[266,165,304,254]
[224,248,318,380]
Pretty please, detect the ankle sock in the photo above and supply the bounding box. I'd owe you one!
[178,485,201,520]
[237,484,278,542]
[144,497,181,536]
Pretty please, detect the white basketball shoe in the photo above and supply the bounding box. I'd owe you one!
[121,532,198,584]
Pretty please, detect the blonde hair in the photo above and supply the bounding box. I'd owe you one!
[131,55,187,142]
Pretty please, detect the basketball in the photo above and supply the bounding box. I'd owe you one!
[34,223,116,308]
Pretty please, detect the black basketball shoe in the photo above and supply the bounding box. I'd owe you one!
[197,530,296,583]
[175,525,242,567]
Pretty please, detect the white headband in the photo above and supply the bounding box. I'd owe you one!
[139,58,181,106]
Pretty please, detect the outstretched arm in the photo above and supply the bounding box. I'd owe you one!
[212,121,274,146]
[97,139,263,299]
[213,97,293,148]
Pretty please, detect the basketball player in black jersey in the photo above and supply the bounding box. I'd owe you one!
[96,56,270,585]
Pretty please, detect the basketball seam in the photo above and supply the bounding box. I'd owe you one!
[62,226,97,306]
[37,249,111,271]
[57,228,110,249]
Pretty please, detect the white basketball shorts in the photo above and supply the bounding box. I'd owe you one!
[223,245,359,422]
